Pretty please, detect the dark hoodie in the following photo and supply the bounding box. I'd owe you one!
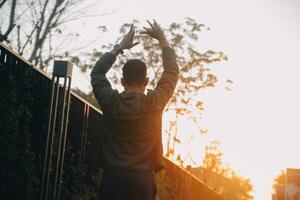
[90,47,179,172]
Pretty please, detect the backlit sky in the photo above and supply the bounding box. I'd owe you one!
[67,0,300,199]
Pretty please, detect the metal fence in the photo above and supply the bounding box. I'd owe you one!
[0,43,103,199]
[0,42,224,200]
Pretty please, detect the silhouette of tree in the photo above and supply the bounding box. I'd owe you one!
[70,18,232,163]
[0,0,16,42]
[192,141,254,200]
[272,170,286,200]
[273,171,286,189]
[0,0,8,8]
[0,0,111,69]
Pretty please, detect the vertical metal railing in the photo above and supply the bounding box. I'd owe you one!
[56,77,72,200]
[40,75,60,200]
[40,61,73,200]
[78,103,90,196]
[1,43,103,200]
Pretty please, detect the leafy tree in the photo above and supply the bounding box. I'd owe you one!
[0,60,39,199]
[272,170,286,200]
[273,170,286,189]
[202,141,226,177]
[70,18,231,163]
[196,141,254,200]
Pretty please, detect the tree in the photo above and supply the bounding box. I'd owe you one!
[202,141,226,176]
[69,18,231,163]
[40,19,236,197]
[0,0,110,69]
[273,171,286,189]
[0,0,8,8]
[0,55,39,199]
[192,141,254,200]
[272,170,286,200]
[0,0,17,42]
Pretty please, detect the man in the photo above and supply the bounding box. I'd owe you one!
[90,20,179,200]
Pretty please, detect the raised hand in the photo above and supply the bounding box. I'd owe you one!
[141,20,169,48]
[119,24,139,49]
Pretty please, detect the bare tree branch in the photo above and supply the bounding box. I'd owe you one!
[58,10,116,25]
[14,1,34,22]
[68,35,103,53]
[2,0,109,69]
[0,0,17,42]
[29,0,59,63]
[17,25,20,52]
[0,0,7,8]
[19,23,38,55]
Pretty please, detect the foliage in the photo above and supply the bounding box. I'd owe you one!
[70,18,230,164]
[0,14,236,199]
[114,18,228,115]
[196,141,254,200]
[156,169,177,200]
[273,170,286,188]
[0,64,39,199]
[0,48,102,199]
[62,143,103,200]
[272,170,286,197]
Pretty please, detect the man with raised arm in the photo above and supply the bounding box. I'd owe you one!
[90,20,179,200]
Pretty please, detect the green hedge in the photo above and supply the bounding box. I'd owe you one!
[0,57,100,199]
[0,65,39,199]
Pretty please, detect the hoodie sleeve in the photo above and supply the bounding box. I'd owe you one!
[147,47,179,109]
[90,52,118,112]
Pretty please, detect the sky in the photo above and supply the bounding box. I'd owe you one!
[65,0,300,199]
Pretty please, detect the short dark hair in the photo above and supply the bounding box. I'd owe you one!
[122,59,147,86]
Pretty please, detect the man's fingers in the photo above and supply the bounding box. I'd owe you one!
[146,20,154,28]
[129,24,134,32]
[129,24,135,35]
[125,24,134,38]
[141,27,151,34]
[130,29,135,39]
[153,19,158,26]
[131,42,140,48]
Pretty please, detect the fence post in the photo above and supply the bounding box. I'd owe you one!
[40,61,73,200]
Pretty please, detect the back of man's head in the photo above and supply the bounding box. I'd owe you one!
[122,59,147,86]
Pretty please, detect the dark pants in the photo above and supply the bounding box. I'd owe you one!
[98,169,157,200]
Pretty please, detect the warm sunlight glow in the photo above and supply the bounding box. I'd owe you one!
[65,0,300,199]
[2,0,300,199]
[163,111,204,166]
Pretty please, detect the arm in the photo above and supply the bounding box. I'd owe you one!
[154,46,179,107]
[90,52,117,112]
[90,24,139,112]
[142,20,179,108]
